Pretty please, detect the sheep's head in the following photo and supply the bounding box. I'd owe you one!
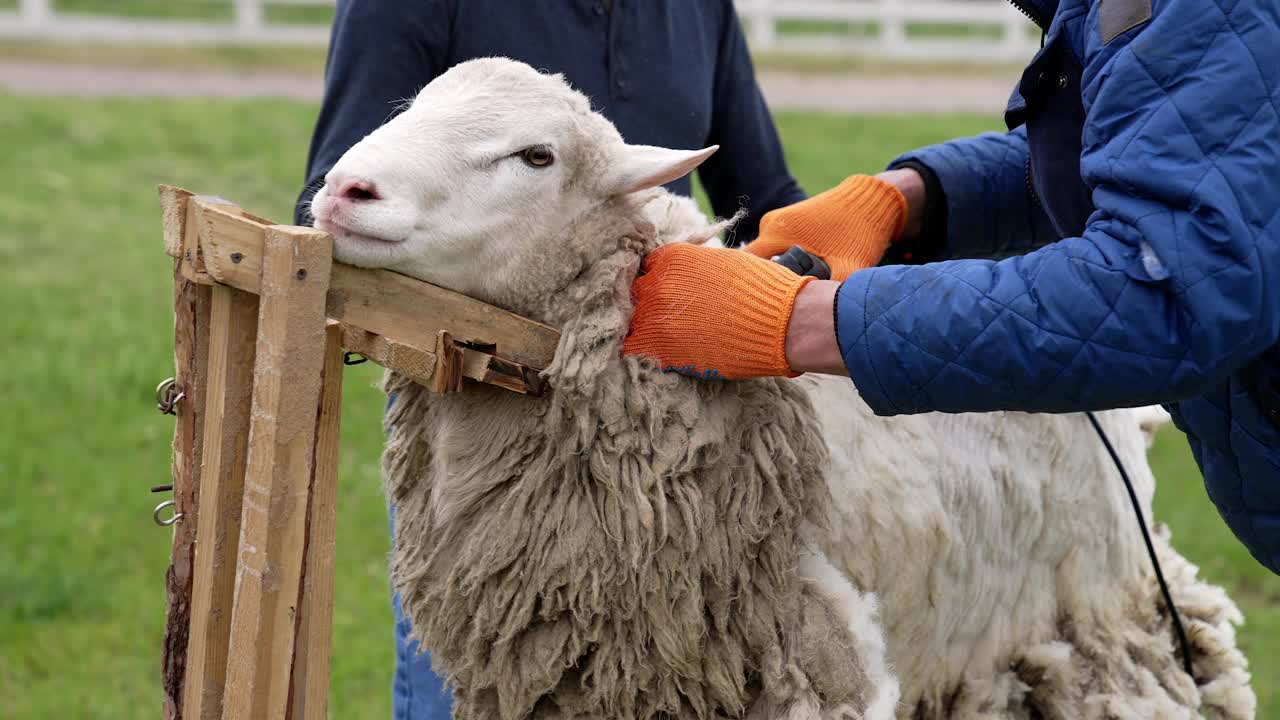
[311,57,717,308]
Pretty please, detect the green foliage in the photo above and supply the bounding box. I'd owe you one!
[49,0,334,24]
[0,96,1272,717]
[54,0,233,21]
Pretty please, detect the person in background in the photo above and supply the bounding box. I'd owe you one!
[296,2,805,717]
[625,0,1280,576]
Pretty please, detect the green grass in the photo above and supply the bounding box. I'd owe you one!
[0,97,1273,718]
[263,2,333,26]
[50,0,333,24]
[775,18,1006,40]
[55,0,233,21]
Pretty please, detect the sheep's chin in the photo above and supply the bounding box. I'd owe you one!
[329,231,410,269]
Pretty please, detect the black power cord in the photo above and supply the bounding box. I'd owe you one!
[1085,411,1194,677]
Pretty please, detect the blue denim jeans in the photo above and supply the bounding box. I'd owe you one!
[392,587,454,719]
[389,499,453,719]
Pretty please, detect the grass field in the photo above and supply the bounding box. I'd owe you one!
[0,95,1274,718]
[51,0,335,24]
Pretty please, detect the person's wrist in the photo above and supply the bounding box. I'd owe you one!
[784,280,847,376]
[876,168,927,242]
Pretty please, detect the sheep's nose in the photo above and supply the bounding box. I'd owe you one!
[328,174,382,202]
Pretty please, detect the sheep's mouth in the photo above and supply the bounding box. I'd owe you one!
[315,217,404,246]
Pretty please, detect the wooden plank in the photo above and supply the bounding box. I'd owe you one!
[182,284,259,720]
[461,347,548,396]
[183,196,210,280]
[287,323,344,720]
[187,196,560,370]
[159,185,195,258]
[162,261,213,720]
[222,225,333,720]
[329,263,559,370]
[338,324,437,388]
[340,324,544,395]
[198,204,266,293]
[182,196,238,285]
[432,331,465,393]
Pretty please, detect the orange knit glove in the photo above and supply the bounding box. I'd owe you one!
[623,243,814,380]
[746,175,907,281]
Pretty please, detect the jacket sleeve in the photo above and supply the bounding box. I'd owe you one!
[835,0,1280,416]
[887,126,1059,262]
[696,2,806,244]
[294,0,449,225]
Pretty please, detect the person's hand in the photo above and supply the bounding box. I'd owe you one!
[623,243,815,380]
[745,174,908,280]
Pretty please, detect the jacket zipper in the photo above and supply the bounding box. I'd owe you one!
[1011,0,1045,209]
[1026,158,1042,208]
[1007,0,1048,29]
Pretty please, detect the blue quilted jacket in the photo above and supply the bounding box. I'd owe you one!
[835,0,1280,572]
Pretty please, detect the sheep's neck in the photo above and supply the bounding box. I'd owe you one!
[474,196,658,327]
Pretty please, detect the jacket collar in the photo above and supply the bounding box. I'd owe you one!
[1009,0,1058,29]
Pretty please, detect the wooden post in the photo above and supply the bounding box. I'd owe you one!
[288,323,344,720]
[161,185,213,720]
[221,226,334,719]
[182,283,260,720]
[163,266,211,720]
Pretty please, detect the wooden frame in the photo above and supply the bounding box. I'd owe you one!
[156,186,560,719]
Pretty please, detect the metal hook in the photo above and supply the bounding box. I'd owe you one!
[153,499,183,527]
[155,378,184,415]
[343,352,368,366]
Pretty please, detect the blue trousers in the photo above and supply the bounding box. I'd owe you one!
[392,588,454,719]
[389,501,454,719]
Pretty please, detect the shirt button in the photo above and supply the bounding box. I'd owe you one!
[1056,74,1069,89]
[593,4,605,15]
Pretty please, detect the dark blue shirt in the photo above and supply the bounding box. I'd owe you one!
[296,0,805,243]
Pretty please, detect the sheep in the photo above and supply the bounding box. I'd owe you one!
[310,58,1254,719]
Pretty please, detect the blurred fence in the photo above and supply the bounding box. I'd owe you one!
[0,0,1038,61]
[0,0,332,46]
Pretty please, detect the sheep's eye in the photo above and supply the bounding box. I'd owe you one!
[521,145,554,168]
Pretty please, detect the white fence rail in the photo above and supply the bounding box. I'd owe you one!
[0,0,1038,61]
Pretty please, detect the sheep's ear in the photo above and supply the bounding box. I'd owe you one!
[604,145,719,196]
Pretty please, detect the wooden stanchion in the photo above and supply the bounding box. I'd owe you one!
[155,186,560,718]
